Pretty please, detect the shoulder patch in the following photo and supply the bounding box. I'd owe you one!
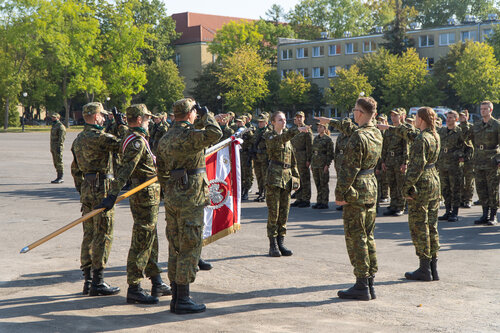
[133,140,142,150]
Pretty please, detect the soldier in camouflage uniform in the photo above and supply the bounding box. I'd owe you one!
[150,113,169,155]
[375,114,389,203]
[71,102,122,296]
[460,101,500,226]
[239,116,255,200]
[317,97,382,301]
[265,111,309,257]
[157,98,222,314]
[216,113,235,142]
[382,108,409,216]
[252,114,270,202]
[458,110,474,208]
[98,104,171,305]
[437,111,466,222]
[290,111,313,208]
[50,113,66,184]
[311,123,334,209]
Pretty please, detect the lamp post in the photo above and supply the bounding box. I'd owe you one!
[217,95,223,114]
[21,92,28,132]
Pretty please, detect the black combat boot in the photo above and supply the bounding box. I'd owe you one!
[276,235,293,256]
[170,282,177,313]
[448,206,459,222]
[337,277,370,301]
[175,284,206,314]
[336,205,343,211]
[89,268,120,296]
[474,200,481,205]
[430,257,439,281]
[241,188,249,201]
[127,283,159,304]
[368,276,376,299]
[297,201,310,208]
[290,200,302,207]
[51,172,64,184]
[268,237,281,257]
[474,207,489,225]
[383,207,396,216]
[198,258,213,271]
[463,201,472,208]
[488,208,498,226]
[82,268,92,295]
[439,204,451,220]
[150,274,172,297]
[405,258,432,281]
[253,194,263,202]
[259,189,266,202]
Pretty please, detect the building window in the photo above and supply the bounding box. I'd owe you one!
[175,53,181,66]
[328,66,337,77]
[297,68,309,78]
[439,33,455,45]
[427,58,434,70]
[281,69,292,79]
[296,47,308,58]
[363,41,377,53]
[329,44,341,55]
[281,49,293,60]
[483,29,493,41]
[345,43,358,54]
[419,35,435,47]
[312,67,324,78]
[312,46,324,57]
[461,31,478,42]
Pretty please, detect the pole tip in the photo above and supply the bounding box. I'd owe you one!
[20,246,29,254]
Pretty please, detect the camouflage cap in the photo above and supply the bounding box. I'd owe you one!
[245,112,253,120]
[83,102,108,116]
[295,111,305,117]
[50,112,61,119]
[235,115,247,123]
[257,114,268,122]
[376,114,387,120]
[390,108,400,115]
[406,116,415,121]
[398,107,407,115]
[459,111,467,116]
[173,98,196,117]
[227,111,235,117]
[126,104,153,118]
[168,111,174,116]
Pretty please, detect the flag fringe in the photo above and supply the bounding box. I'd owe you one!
[202,223,241,246]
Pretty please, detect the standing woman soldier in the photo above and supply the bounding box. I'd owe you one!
[264,111,310,257]
[401,107,441,281]
[311,123,334,209]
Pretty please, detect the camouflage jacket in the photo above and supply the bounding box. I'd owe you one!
[437,126,465,169]
[460,118,500,169]
[252,126,270,163]
[109,127,157,199]
[156,113,222,207]
[70,124,122,194]
[329,118,358,170]
[264,128,300,189]
[291,126,313,164]
[50,120,66,152]
[401,128,441,201]
[335,122,382,204]
[240,126,255,153]
[459,121,474,161]
[311,134,334,168]
[151,122,168,155]
[382,126,408,167]
[219,125,235,142]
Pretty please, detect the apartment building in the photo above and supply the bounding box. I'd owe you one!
[277,16,499,115]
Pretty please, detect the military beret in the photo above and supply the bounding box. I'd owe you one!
[83,102,109,116]
[50,112,61,119]
[173,98,196,117]
[126,104,153,118]
[295,111,305,117]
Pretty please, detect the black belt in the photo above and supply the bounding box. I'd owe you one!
[84,173,113,179]
[475,144,499,150]
[269,160,291,169]
[357,169,374,175]
[424,163,435,170]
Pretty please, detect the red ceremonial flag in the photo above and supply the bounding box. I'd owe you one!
[203,139,241,245]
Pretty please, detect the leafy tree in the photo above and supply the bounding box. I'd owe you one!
[324,65,373,116]
[382,0,417,55]
[254,20,295,65]
[278,71,311,113]
[191,62,226,113]
[263,4,287,23]
[143,58,184,113]
[487,24,500,61]
[305,83,326,114]
[449,42,500,105]
[217,46,270,114]
[259,69,281,112]
[367,0,396,28]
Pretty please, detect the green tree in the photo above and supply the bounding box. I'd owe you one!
[487,24,500,61]
[217,46,270,114]
[259,69,281,112]
[143,58,184,113]
[278,71,311,112]
[191,62,226,113]
[263,4,287,23]
[367,0,396,27]
[324,65,373,116]
[449,42,500,105]
[382,0,417,55]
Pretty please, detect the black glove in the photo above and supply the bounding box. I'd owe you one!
[194,103,209,118]
[96,194,117,212]
[112,107,126,127]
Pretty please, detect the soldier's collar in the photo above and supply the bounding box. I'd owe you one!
[130,126,147,136]
[178,121,191,126]
[85,123,104,130]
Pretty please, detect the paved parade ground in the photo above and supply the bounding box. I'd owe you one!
[1,131,500,333]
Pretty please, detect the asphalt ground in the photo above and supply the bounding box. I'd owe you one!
[0,131,499,332]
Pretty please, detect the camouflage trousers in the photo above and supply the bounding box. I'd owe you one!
[127,183,162,285]
[164,203,204,285]
[296,161,311,202]
[312,167,329,205]
[253,158,268,194]
[461,160,474,203]
[342,203,377,278]
[51,149,63,174]
[240,151,254,191]
[376,170,389,199]
[408,198,440,260]
[266,183,291,238]
[475,167,500,210]
[439,167,463,207]
[386,164,406,211]
[80,179,114,270]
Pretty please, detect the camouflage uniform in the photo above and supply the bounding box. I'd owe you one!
[50,116,66,175]
[156,102,222,285]
[219,125,235,142]
[335,122,382,278]
[311,133,334,206]
[151,119,169,155]
[240,119,255,197]
[291,122,313,204]
[459,120,475,205]
[71,105,121,271]
[252,118,270,200]
[264,127,300,238]
[329,118,358,174]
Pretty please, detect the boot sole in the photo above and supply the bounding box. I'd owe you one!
[404,274,432,281]
[126,298,159,304]
[338,294,370,301]
[175,307,206,314]
[89,289,120,296]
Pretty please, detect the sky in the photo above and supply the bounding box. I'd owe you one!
[163,0,301,20]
